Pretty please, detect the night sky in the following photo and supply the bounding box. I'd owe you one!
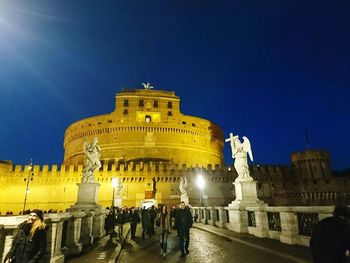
[0,1,349,171]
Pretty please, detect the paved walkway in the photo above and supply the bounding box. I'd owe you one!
[193,223,311,263]
[65,222,313,262]
[66,226,130,263]
[117,223,312,263]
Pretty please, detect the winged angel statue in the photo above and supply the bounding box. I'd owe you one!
[225,133,254,182]
[82,138,102,183]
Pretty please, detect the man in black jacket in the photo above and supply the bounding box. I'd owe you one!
[175,201,193,257]
[310,204,350,263]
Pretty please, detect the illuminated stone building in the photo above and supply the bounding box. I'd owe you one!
[0,87,234,213]
[0,86,348,214]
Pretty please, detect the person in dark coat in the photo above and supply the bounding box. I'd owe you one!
[116,207,128,239]
[148,206,157,237]
[175,201,193,257]
[5,209,47,263]
[141,207,151,239]
[310,204,350,263]
[129,207,140,239]
[105,207,116,238]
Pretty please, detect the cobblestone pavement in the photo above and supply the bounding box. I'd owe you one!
[67,226,129,263]
[118,224,312,263]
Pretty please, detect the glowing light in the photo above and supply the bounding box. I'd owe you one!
[111,177,118,188]
[197,174,205,190]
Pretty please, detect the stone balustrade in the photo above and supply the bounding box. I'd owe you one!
[0,210,106,263]
[191,205,335,247]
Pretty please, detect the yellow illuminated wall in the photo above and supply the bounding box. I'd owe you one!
[63,88,224,167]
[0,161,233,214]
[0,88,232,214]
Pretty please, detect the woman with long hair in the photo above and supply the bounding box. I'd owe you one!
[5,209,47,263]
[157,204,171,258]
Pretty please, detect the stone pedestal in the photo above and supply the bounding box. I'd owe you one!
[69,183,102,211]
[227,180,265,234]
[231,180,262,205]
[181,194,189,205]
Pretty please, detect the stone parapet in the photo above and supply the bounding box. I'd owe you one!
[0,209,107,263]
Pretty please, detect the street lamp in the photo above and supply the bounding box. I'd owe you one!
[196,174,205,207]
[23,159,33,214]
[111,177,118,208]
[110,177,118,238]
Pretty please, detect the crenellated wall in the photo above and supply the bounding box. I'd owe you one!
[0,161,235,214]
[1,156,348,213]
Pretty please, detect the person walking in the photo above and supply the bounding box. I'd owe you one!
[157,204,171,258]
[4,209,47,263]
[310,204,350,263]
[175,201,193,257]
[148,205,157,236]
[129,207,140,239]
[141,206,151,239]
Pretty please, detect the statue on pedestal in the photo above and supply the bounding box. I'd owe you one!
[179,177,189,204]
[179,177,188,196]
[82,138,101,183]
[225,133,254,182]
[116,180,123,199]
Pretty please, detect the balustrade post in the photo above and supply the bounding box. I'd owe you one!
[64,211,85,256]
[92,209,106,239]
[280,209,298,245]
[247,206,268,238]
[216,207,227,228]
[207,207,215,226]
[80,211,94,246]
[44,213,70,263]
[226,205,248,233]
[200,207,208,224]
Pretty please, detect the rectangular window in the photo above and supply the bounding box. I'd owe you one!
[123,109,128,115]
[168,111,172,116]
[124,99,129,107]
[167,101,172,109]
[139,100,144,107]
[153,100,158,107]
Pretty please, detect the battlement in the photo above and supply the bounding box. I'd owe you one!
[250,164,292,178]
[9,162,226,174]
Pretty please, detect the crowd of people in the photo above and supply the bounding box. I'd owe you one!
[104,201,193,258]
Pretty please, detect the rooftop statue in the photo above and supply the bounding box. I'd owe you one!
[142,82,154,90]
[82,138,101,183]
[225,133,254,182]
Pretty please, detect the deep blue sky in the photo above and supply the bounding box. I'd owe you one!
[0,1,349,171]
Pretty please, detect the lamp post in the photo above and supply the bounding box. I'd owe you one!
[196,174,205,207]
[111,177,118,208]
[110,177,118,238]
[23,159,33,214]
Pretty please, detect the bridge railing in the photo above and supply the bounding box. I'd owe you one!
[191,205,334,247]
[0,210,106,263]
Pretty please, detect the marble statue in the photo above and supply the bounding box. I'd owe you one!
[179,177,188,196]
[142,82,154,90]
[82,138,102,183]
[116,179,123,198]
[225,133,254,181]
